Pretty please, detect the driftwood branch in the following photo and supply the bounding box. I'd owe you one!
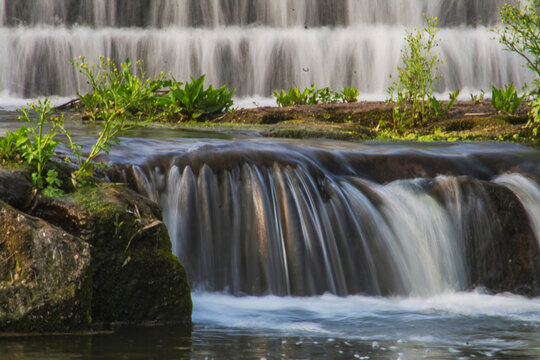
[54,97,80,110]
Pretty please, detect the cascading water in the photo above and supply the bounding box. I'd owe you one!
[110,141,540,298]
[0,0,533,99]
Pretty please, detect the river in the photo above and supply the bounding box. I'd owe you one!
[1,0,540,358]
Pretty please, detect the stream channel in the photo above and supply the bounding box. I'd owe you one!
[1,112,540,359]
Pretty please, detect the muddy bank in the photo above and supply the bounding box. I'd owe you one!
[211,100,533,143]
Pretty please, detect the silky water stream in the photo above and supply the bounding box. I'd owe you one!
[1,0,540,358]
[2,118,539,359]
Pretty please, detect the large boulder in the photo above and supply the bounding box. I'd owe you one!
[0,200,92,332]
[0,167,192,332]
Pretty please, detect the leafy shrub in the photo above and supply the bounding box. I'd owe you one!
[428,90,460,118]
[0,126,29,164]
[274,85,359,106]
[491,83,526,114]
[495,0,540,80]
[387,16,451,129]
[274,85,317,106]
[341,87,360,103]
[2,97,132,192]
[470,90,485,105]
[494,0,540,130]
[59,101,130,186]
[530,97,540,135]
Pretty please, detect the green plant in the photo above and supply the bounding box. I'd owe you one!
[387,16,444,129]
[159,75,235,121]
[530,97,540,135]
[274,85,317,106]
[495,0,540,81]
[427,90,460,119]
[17,100,63,193]
[73,57,235,123]
[491,83,526,114]
[340,87,359,103]
[315,87,335,104]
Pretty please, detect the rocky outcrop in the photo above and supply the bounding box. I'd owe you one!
[0,168,192,332]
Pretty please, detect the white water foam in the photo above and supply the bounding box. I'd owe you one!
[0,91,71,110]
[192,290,540,340]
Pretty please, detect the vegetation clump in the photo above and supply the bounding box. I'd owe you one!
[386,16,459,130]
[0,100,65,196]
[491,83,527,115]
[72,56,235,123]
[1,98,130,195]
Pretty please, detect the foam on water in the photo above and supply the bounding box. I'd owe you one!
[0,91,71,110]
[193,290,540,340]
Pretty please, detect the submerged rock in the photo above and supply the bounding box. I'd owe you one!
[0,167,192,332]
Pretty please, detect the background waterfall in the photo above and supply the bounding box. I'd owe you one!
[0,0,533,99]
[110,142,540,297]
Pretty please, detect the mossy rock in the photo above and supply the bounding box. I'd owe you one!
[0,200,92,332]
[0,165,192,332]
[31,184,192,328]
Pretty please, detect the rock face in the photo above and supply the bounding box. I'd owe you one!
[0,168,192,332]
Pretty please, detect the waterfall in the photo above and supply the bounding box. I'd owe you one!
[0,0,532,99]
[110,142,540,297]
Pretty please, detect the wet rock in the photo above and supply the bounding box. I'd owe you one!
[473,181,540,295]
[0,201,92,332]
